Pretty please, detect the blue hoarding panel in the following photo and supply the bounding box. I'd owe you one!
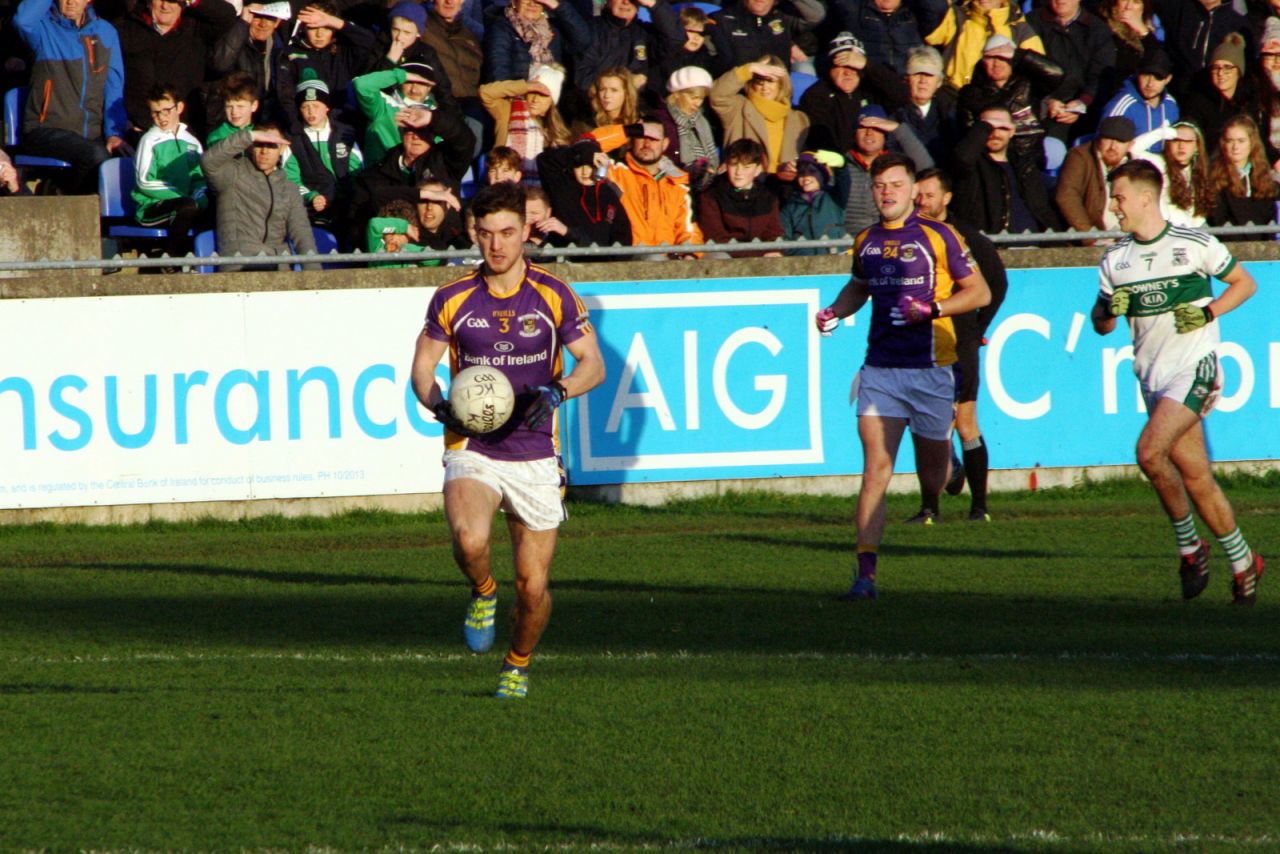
[563,265,1279,484]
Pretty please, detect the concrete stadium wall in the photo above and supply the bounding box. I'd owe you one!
[2,197,1277,524]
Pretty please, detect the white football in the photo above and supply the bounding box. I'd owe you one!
[449,365,515,434]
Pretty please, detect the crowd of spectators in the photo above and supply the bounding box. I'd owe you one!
[2,0,1279,266]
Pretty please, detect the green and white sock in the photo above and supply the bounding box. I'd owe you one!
[1171,514,1201,556]
[1216,527,1253,573]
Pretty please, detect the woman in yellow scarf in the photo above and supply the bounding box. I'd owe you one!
[710,55,810,174]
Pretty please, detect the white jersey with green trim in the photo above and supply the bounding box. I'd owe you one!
[1097,223,1235,390]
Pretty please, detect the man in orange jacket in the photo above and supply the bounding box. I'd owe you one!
[587,117,703,257]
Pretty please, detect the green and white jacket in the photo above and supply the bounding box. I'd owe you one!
[132,122,208,223]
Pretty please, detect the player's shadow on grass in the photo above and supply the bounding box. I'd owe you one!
[484,822,1026,852]
[719,532,1062,560]
[31,561,426,587]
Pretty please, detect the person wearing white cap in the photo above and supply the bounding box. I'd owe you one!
[210,1,294,116]
[891,45,958,165]
[922,0,1046,90]
[654,65,719,189]
[956,33,1064,164]
[480,63,571,181]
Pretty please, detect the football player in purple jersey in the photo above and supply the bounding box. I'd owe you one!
[411,182,605,698]
[815,153,991,600]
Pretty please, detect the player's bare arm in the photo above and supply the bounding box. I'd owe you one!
[410,330,450,409]
[560,329,606,400]
[1207,264,1258,319]
[1091,296,1119,335]
[939,270,991,317]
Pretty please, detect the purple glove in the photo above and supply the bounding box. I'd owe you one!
[815,306,840,335]
[890,295,938,326]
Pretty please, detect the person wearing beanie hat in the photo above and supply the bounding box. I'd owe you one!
[1149,0,1249,95]
[1055,114,1136,235]
[780,149,845,254]
[655,65,719,190]
[388,0,426,35]
[825,1,925,74]
[1182,32,1254,146]
[798,30,884,153]
[275,1,379,134]
[1101,45,1179,153]
[285,68,364,227]
[479,62,572,181]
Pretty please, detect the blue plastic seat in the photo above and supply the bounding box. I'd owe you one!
[98,157,179,240]
[672,2,720,14]
[790,71,818,105]
[4,87,73,171]
[193,230,219,273]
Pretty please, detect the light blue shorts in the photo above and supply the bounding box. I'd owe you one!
[853,365,957,441]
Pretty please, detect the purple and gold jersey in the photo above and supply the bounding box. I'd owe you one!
[424,262,593,461]
[853,211,977,369]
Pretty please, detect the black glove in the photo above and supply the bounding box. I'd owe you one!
[432,400,476,437]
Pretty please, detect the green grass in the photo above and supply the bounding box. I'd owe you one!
[1,479,1278,852]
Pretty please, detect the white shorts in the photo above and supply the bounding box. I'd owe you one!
[443,449,566,532]
[1142,352,1222,417]
[854,365,956,441]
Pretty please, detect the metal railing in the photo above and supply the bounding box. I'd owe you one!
[2,223,1278,274]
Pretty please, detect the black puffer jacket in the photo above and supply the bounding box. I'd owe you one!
[570,0,685,90]
[957,50,1063,164]
[708,0,824,74]
[952,119,1063,234]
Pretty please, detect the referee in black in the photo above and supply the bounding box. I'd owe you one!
[908,167,1008,522]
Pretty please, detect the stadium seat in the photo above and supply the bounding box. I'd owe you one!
[790,71,818,105]
[312,226,349,269]
[672,1,720,14]
[97,156,189,242]
[1042,137,1067,173]
[3,87,73,171]
[192,229,219,274]
[636,5,651,22]
[459,163,479,201]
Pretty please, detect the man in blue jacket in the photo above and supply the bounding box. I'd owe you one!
[1101,47,1178,153]
[14,0,132,194]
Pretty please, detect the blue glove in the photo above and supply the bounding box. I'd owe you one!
[524,382,567,429]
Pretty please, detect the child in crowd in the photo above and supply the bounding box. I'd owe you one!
[524,185,571,248]
[485,146,525,185]
[366,198,428,267]
[697,138,783,257]
[780,150,846,254]
[284,70,364,229]
[133,83,210,265]
[207,72,260,148]
[535,137,632,253]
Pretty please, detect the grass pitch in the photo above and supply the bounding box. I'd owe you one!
[1,477,1278,852]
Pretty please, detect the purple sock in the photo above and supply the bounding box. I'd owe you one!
[857,552,877,580]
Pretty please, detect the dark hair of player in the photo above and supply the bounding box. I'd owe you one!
[915,167,952,194]
[1108,159,1164,195]
[470,181,527,223]
[870,152,916,180]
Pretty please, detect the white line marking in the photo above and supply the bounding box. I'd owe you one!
[1065,310,1086,354]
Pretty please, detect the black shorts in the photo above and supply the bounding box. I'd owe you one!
[954,338,981,404]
